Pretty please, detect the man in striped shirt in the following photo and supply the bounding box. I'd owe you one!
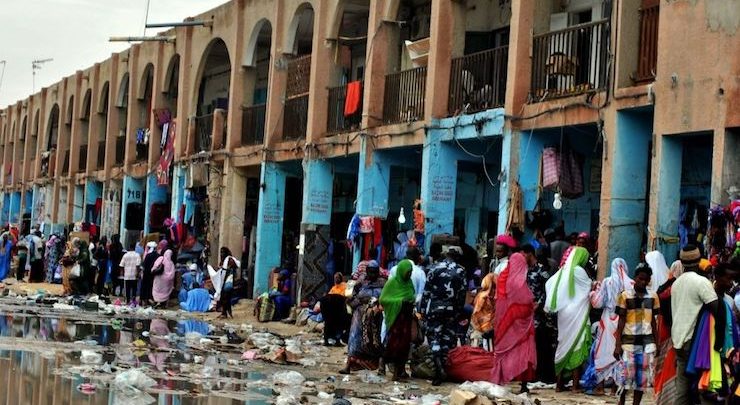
[614,263,659,405]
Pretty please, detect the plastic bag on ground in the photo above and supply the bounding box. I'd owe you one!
[272,370,305,385]
[114,368,157,390]
[458,381,532,405]
[112,368,157,405]
[80,350,103,364]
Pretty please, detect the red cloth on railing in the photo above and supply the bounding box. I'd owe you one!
[344,81,362,117]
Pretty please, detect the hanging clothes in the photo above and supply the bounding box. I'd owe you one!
[344,81,362,117]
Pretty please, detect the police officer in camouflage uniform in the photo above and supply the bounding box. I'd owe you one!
[420,244,467,386]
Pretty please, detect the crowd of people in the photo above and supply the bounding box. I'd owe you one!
[304,229,740,405]
[0,225,246,319]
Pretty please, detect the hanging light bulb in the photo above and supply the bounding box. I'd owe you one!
[553,193,562,210]
[398,207,407,224]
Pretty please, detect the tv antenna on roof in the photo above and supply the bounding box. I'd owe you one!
[32,58,53,93]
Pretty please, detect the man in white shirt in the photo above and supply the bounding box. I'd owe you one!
[671,245,720,405]
[120,244,142,305]
[389,246,426,303]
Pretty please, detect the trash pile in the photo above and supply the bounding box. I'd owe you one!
[246,330,331,367]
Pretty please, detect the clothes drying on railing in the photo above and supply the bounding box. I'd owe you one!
[344,81,362,117]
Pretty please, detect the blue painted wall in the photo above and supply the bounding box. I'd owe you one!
[254,161,287,295]
[356,138,391,218]
[607,111,652,268]
[24,191,32,215]
[9,192,21,224]
[170,166,186,221]
[144,173,170,234]
[73,185,85,222]
[421,135,459,248]
[1,193,9,224]
[656,136,683,262]
[302,160,333,225]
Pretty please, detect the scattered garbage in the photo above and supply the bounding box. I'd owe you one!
[272,370,306,385]
[80,350,103,365]
[457,381,533,405]
[52,303,77,311]
[77,383,97,395]
[112,368,157,405]
[241,350,259,361]
[357,370,385,384]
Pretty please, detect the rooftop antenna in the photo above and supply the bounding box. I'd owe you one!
[32,58,53,93]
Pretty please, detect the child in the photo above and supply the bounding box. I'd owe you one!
[614,263,659,405]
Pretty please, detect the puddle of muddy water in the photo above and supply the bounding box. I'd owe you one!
[0,306,274,405]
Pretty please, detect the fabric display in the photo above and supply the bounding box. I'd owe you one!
[540,145,584,199]
[136,128,150,145]
[685,303,737,395]
[154,108,172,128]
[157,121,176,186]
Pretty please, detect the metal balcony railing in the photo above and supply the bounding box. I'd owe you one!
[283,95,309,140]
[62,150,70,175]
[241,104,266,145]
[531,19,610,100]
[327,81,363,134]
[383,66,427,124]
[448,46,508,116]
[195,114,213,152]
[634,1,659,83]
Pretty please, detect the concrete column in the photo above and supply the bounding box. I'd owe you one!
[225,0,246,151]
[147,43,166,167]
[504,0,535,116]
[170,165,186,220]
[105,54,121,175]
[9,192,20,225]
[605,111,652,270]
[217,163,248,263]
[174,26,193,160]
[305,0,334,143]
[263,1,286,147]
[298,159,334,301]
[361,0,392,129]
[356,136,390,218]
[254,161,287,295]
[420,130,459,249]
[712,129,740,206]
[68,71,83,177]
[651,135,683,261]
[424,0,464,120]
[498,128,514,235]
[124,46,140,168]
[72,185,84,222]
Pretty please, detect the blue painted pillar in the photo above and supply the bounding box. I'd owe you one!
[356,138,390,218]
[656,136,683,262]
[302,160,334,225]
[354,138,391,268]
[73,185,85,222]
[170,166,186,221]
[1,193,9,225]
[120,176,146,240]
[144,173,170,234]
[606,112,652,267]
[84,181,103,225]
[299,160,334,301]
[421,130,458,250]
[9,192,21,225]
[498,128,514,234]
[254,161,287,295]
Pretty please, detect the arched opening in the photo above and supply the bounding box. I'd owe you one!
[381,0,432,124]
[30,110,39,171]
[79,89,92,171]
[241,20,272,145]
[194,38,231,152]
[97,82,110,169]
[115,73,130,166]
[41,105,59,177]
[135,64,154,162]
[163,55,180,118]
[327,1,369,133]
[283,4,314,140]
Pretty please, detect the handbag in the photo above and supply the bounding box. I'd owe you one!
[151,262,164,276]
[69,264,81,279]
[410,316,424,345]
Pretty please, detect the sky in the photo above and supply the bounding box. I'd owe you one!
[0,0,229,108]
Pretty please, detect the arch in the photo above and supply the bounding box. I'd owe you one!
[244,19,273,67]
[46,104,60,150]
[329,1,370,40]
[138,63,154,100]
[116,73,130,108]
[98,82,110,114]
[194,38,232,115]
[81,89,92,120]
[285,3,315,56]
[163,54,181,95]
[66,95,75,125]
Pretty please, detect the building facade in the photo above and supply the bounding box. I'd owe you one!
[0,0,737,298]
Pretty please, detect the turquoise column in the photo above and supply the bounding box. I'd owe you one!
[498,128,514,234]
[299,160,334,301]
[354,137,391,268]
[302,160,334,225]
[73,185,85,222]
[421,129,459,251]
[170,166,186,221]
[254,161,287,296]
[606,111,652,267]
[144,173,169,234]
[656,136,683,262]
[9,192,21,225]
